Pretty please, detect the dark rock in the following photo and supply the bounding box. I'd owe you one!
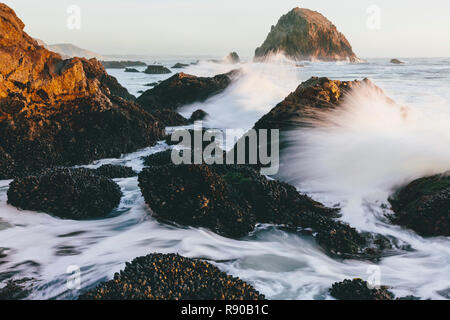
[225,52,240,64]
[137,70,240,112]
[79,253,264,300]
[93,164,137,179]
[189,109,208,122]
[254,8,358,62]
[144,82,159,87]
[171,63,189,69]
[0,278,35,300]
[101,61,147,69]
[388,173,450,237]
[0,4,165,179]
[7,168,122,220]
[390,59,404,65]
[124,68,140,73]
[149,109,190,127]
[142,150,174,167]
[138,164,390,259]
[330,279,394,300]
[143,65,171,74]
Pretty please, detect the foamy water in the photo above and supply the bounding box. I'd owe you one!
[0,55,449,300]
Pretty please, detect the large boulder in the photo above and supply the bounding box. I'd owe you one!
[137,70,240,112]
[388,173,450,237]
[138,163,391,259]
[329,279,394,300]
[79,253,264,300]
[254,8,358,62]
[92,164,137,179]
[143,65,171,74]
[101,60,146,69]
[0,4,165,179]
[7,168,122,220]
[225,52,240,64]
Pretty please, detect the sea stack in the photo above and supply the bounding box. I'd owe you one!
[255,7,358,62]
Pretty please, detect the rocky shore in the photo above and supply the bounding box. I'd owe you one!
[79,253,264,300]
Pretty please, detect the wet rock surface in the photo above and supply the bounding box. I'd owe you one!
[330,279,395,300]
[255,8,358,62]
[171,63,189,69]
[137,70,240,112]
[143,65,171,74]
[226,52,240,64]
[390,59,405,65]
[0,278,35,300]
[92,164,137,179]
[79,253,264,300]
[138,163,391,259]
[7,168,122,220]
[124,68,140,73]
[389,173,450,237]
[189,109,208,122]
[0,4,165,179]
[149,109,190,127]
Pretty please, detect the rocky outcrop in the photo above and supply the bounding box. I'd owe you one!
[138,163,391,259]
[92,164,137,179]
[225,52,240,64]
[137,70,239,112]
[171,63,189,69]
[330,279,394,300]
[79,253,264,300]
[189,109,208,122]
[7,168,122,220]
[254,77,377,130]
[390,59,404,65]
[143,65,171,74]
[101,60,146,69]
[0,278,35,300]
[0,4,165,179]
[148,109,190,127]
[254,8,358,62]
[388,173,450,237]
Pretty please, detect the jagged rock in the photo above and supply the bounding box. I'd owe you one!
[388,173,450,237]
[171,63,189,69]
[225,52,240,64]
[79,253,264,300]
[143,65,171,74]
[189,109,208,122]
[0,4,165,179]
[254,8,358,62]
[138,164,391,259]
[7,168,122,220]
[330,279,394,300]
[124,68,140,73]
[390,59,404,65]
[92,165,137,179]
[137,70,240,112]
[149,109,190,127]
[142,150,174,167]
[101,60,146,69]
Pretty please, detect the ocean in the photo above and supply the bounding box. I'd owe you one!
[0,56,449,300]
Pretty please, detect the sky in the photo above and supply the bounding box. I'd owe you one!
[3,0,450,58]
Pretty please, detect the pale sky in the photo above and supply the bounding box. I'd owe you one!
[3,0,450,58]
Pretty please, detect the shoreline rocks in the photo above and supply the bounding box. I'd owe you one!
[255,8,358,62]
[7,168,122,220]
[390,59,405,65]
[171,63,189,69]
[137,70,240,112]
[225,52,240,64]
[388,173,450,237]
[138,162,391,259]
[92,164,137,179]
[79,253,265,300]
[143,65,171,74]
[0,4,165,179]
[329,279,395,300]
[124,68,140,73]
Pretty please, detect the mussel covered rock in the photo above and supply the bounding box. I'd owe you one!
[389,173,450,237]
[7,168,122,220]
[329,279,394,300]
[92,164,137,179]
[79,253,264,300]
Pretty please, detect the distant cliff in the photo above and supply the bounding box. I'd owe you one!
[255,8,358,62]
[46,43,104,59]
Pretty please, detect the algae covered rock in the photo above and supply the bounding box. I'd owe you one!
[389,173,450,237]
[330,279,394,300]
[79,253,264,300]
[7,168,122,220]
